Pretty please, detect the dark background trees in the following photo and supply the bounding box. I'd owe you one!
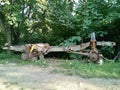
[0,0,120,58]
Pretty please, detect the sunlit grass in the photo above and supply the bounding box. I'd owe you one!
[60,60,120,78]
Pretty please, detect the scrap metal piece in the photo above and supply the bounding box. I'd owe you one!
[91,32,96,41]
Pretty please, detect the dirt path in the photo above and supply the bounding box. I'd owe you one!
[0,63,120,90]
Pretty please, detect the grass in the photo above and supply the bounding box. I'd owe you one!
[60,60,120,78]
[0,53,48,67]
[0,53,120,79]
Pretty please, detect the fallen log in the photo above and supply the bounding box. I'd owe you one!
[97,41,116,46]
[49,42,90,52]
[2,45,25,52]
[2,32,116,64]
[3,41,116,52]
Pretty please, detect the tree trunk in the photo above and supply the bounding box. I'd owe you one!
[0,19,12,54]
[6,27,12,54]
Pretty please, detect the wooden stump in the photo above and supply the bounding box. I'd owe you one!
[97,54,103,65]
[39,54,44,60]
[89,51,99,62]
[21,53,38,60]
[31,57,38,61]
[21,53,29,60]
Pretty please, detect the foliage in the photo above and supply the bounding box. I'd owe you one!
[60,36,81,46]
[60,60,120,78]
[73,0,120,38]
[0,0,120,58]
[44,0,75,45]
[99,46,115,59]
[59,35,82,59]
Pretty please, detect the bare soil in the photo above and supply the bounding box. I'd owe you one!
[0,62,120,90]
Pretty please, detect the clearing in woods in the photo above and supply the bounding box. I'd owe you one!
[0,60,120,90]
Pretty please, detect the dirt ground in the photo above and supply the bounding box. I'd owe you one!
[0,62,120,90]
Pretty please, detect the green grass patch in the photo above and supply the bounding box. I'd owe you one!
[0,53,120,78]
[0,53,48,67]
[60,60,120,78]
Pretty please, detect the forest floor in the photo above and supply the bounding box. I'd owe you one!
[0,60,120,90]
